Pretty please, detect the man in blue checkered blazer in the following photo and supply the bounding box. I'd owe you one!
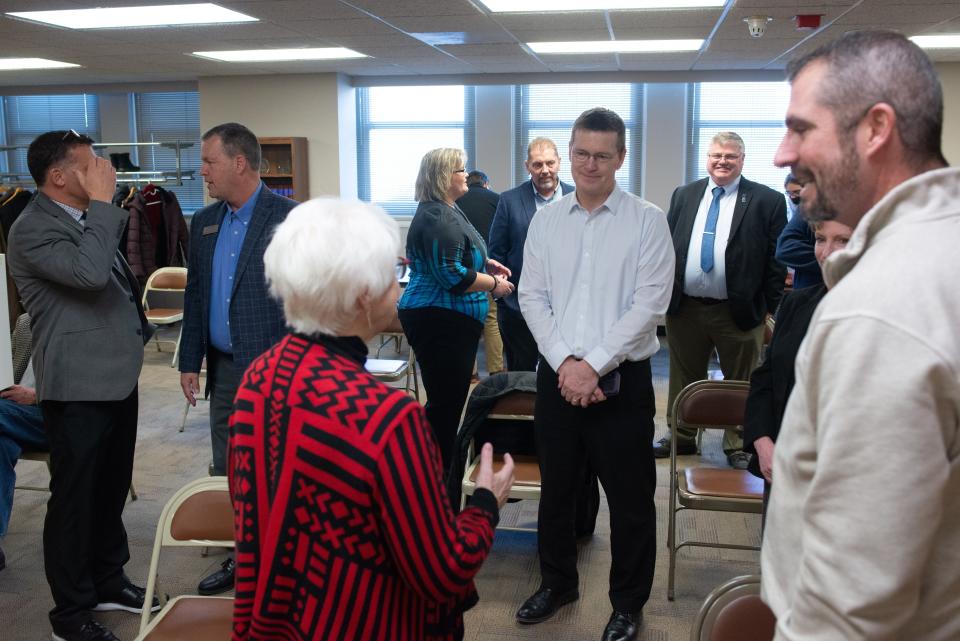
[178,123,297,594]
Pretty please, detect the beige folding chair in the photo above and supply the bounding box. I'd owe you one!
[667,379,763,600]
[690,574,775,641]
[141,267,187,367]
[460,390,540,532]
[375,313,419,399]
[16,449,138,501]
[136,476,234,640]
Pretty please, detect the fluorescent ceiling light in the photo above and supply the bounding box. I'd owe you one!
[482,0,723,11]
[528,39,703,54]
[6,4,257,29]
[193,48,368,62]
[0,58,79,70]
[910,34,960,49]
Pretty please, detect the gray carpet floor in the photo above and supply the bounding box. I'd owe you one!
[0,331,760,641]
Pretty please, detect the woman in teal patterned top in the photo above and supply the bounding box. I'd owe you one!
[399,147,513,472]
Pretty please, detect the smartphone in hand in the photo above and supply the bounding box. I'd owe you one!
[598,370,621,397]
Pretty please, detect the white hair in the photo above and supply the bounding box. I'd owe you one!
[264,198,400,335]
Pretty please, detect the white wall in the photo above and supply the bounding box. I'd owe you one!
[198,73,357,201]
[473,85,514,193]
[937,63,960,166]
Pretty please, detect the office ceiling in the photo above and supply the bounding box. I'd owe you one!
[0,0,957,87]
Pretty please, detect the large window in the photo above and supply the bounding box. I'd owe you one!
[132,91,203,212]
[686,82,790,191]
[1,94,100,178]
[515,83,643,194]
[357,85,475,215]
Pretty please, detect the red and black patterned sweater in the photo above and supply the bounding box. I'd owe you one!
[228,332,499,641]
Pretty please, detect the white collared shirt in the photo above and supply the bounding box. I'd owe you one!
[519,185,675,376]
[683,176,741,299]
[531,180,561,210]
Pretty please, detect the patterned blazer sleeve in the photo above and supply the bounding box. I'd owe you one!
[178,209,209,373]
[374,402,498,603]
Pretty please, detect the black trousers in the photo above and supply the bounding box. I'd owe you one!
[41,387,139,633]
[399,306,482,473]
[535,359,657,613]
[497,304,539,372]
[207,348,241,476]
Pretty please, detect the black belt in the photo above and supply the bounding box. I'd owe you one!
[685,295,726,306]
[209,347,234,361]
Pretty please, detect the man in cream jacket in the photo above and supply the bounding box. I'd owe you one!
[764,30,959,641]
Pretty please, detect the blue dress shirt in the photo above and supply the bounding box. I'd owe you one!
[209,183,262,353]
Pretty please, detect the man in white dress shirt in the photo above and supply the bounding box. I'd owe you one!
[515,107,674,641]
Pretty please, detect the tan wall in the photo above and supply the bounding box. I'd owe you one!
[937,63,960,166]
[198,73,355,200]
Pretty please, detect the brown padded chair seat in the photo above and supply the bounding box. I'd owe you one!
[680,387,750,427]
[684,468,764,499]
[710,594,776,641]
[170,490,234,542]
[145,308,183,320]
[148,270,187,289]
[469,454,540,486]
[489,391,536,417]
[142,597,233,641]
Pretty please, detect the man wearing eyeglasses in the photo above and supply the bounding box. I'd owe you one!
[518,108,674,641]
[656,131,787,469]
[7,130,156,641]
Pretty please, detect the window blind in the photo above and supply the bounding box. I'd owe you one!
[2,94,100,177]
[357,85,475,216]
[686,82,791,192]
[133,91,203,212]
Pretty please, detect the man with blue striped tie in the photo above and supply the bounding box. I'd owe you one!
[655,131,787,469]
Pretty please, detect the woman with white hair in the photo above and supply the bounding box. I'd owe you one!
[398,148,514,472]
[227,198,515,641]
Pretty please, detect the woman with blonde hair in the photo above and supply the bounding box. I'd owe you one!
[398,147,513,472]
[228,197,515,641]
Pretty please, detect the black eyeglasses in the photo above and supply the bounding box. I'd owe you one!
[395,257,411,280]
[62,129,81,141]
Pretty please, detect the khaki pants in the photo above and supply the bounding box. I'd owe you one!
[665,297,763,452]
[475,293,504,375]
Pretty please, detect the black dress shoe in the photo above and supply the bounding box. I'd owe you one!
[94,578,161,614]
[516,586,579,624]
[601,610,642,641]
[0,544,5,571]
[198,557,235,595]
[52,620,121,641]
[652,436,697,459]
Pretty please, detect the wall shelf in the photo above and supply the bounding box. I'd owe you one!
[259,137,308,201]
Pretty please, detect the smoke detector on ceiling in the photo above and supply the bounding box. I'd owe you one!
[744,15,772,38]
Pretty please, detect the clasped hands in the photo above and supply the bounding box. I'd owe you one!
[557,356,606,408]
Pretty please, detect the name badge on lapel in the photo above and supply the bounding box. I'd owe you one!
[202,224,219,236]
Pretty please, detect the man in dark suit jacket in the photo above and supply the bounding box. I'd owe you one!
[457,170,505,374]
[8,130,156,641]
[179,123,297,594]
[488,138,574,372]
[657,131,786,468]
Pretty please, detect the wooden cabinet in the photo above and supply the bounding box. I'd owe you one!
[258,137,308,202]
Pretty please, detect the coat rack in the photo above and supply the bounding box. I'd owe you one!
[0,140,196,186]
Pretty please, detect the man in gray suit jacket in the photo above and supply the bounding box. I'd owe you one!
[8,130,156,641]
